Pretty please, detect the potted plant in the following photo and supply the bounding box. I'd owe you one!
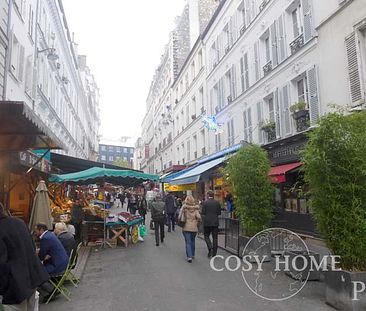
[260,120,276,133]
[302,111,366,310]
[290,102,308,120]
[223,144,274,262]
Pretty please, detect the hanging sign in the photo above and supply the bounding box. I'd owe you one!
[164,183,196,192]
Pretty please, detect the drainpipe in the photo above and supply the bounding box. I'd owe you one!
[32,0,41,111]
[3,0,13,100]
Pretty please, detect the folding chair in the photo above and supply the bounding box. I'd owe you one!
[45,250,74,304]
[66,242,82,287]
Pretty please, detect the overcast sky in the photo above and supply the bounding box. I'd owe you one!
[62,0,186,142]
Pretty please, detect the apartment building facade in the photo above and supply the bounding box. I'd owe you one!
[3,0,100,159]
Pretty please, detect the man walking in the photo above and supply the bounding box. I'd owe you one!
[0,203,49,310]
[165,192,177,232]
[150,194,166,246]
[201,190,221,258]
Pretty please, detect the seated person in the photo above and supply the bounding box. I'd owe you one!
[54,222,77,259]
[34,223,68,275]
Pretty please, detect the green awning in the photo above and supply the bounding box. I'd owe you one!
[49,167,159,186]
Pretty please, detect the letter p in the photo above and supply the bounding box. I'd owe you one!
[352,281,366,301]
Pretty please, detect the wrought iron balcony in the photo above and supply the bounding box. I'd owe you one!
[200,107,206,114]
[267,128,276,142]
[290,34,305,55]
[263,60,273,76]
[293,109,310,132]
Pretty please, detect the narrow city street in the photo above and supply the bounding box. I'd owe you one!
[40,224,333,311]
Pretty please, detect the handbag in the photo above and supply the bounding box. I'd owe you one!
[177,207,186,228]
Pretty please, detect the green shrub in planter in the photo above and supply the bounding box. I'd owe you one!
[302,111,366,310]
[224,144,273,236]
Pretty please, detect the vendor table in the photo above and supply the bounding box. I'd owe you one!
[106,218,143,247]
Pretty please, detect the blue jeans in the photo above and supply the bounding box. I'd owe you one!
[183,231,197,259]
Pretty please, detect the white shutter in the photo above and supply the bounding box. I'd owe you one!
[277,14,286,63]
[18,45,25,82]
[274,89,281,138]
[282,85,291,135]
[240,57,245,92]
[231,64,237,99]
[307,66,320,125]
[244,52,249,89]
[254,41,260,81]
[302,0,313,42]
[219,78,225,109]
[270,22,278,67]
[243,110,248,141]
[257,102,263,144]
[248,107,252,142]
[244,0,251,25]
[345,33,364,106]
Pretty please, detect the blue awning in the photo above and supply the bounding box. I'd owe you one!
[197,143,242,165]
[168,156,227,185]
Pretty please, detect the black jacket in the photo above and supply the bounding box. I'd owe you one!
[58,231,77,259]
[150,200,166,222]
[0,216,49,304]
[201,198,222,227]
[165,194,176,214]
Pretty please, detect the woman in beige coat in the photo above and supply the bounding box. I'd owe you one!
[180,195,201,263]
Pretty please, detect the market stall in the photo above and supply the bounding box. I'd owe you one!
[49,167,159,247]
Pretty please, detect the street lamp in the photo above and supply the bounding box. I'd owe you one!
[37,47,59,61]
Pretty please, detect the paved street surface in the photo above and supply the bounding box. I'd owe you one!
[41,223,334,311]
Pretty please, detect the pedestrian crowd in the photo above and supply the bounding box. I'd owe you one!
[150,190,221,263]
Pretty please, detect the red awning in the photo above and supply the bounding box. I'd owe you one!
[269,162,302,183]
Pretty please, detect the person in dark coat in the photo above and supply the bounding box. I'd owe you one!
[71,199,84,242]
[150,194,166,246]
[54,222,77,259]
[0,204,49,308]
[137,195,147,225]
[34,223,69,275]
[165,192,177,232]
[201,190,222,258]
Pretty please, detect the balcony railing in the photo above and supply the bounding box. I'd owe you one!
[194,151,198,159]
[263,60,273,76]
[200,107,206,114]
[259,0,268,11]
[290,34,305,55]
[293,109,310,132]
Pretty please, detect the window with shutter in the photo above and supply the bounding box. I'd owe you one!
[18,45,25,82]
[274,89,281,138]
[345,32,364,106]
[244,53,249,90]
[248,107,253,142]
[270,22,278,67]
[307,66,320,125]
[302,0,313,42]
[277,14,287,62]
[257,102,263,143]
[281,85,291,135]
[231,64,237,99]
[254,41,260,81]
[243,110,248,141]
[240,57,245,92]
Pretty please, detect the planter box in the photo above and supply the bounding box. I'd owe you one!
[326,269,366,311]
[293,109,309,120]
[241,235,271,263]
[285,250,321,281]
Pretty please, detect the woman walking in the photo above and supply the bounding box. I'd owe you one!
[180,195,201,263]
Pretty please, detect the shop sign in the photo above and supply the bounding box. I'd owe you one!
[19,151,52,173]
[267,141,306,165]
[214,178,224,186]
[164,183,196,192]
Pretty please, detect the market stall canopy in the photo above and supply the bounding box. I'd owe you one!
[0,101,66,151]
[168,156,227,185]
[51,152,141,174]
[49,167,159,186]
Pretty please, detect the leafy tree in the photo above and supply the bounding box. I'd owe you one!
[224,144,274,236]
[302,112,366,270]
[113,158,130,168]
